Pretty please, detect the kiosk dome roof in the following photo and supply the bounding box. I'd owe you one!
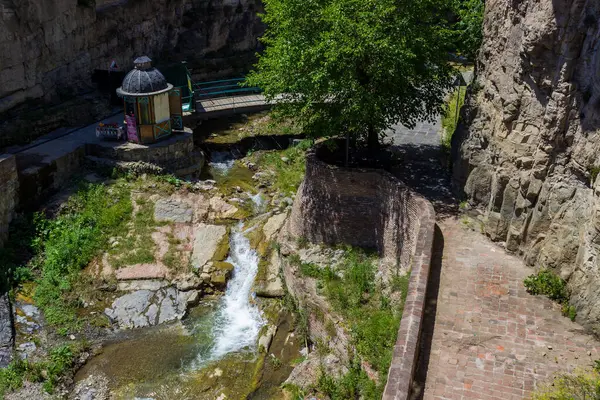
[120,56,169,94]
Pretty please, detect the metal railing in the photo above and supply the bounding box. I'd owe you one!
[193,78,261,98]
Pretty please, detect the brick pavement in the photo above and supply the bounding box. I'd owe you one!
[414,218,600,400]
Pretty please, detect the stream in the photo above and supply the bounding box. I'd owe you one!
[74,142,299,399]
[194,224,265,365]
[76,224,267,399]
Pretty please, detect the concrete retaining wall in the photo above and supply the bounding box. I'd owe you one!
[287,145,436,399]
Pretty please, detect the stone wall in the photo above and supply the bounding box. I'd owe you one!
[288,147,427,271]
[452,0,600,333]
[0,0,264,148]
[0,154,18,247]
[286,145,436,398]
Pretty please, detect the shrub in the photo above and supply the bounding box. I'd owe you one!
[524,270,577,321]
[533,369,600,400]
[524,270,569,302]
[303,246,408,398]
[442,85,467,149]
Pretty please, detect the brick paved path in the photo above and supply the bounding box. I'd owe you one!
[389,69,600,399]
[413,218,600,400]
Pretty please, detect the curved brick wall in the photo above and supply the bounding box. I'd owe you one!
[288,144,436,399]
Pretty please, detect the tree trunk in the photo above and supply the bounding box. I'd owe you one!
[367,126,379,150]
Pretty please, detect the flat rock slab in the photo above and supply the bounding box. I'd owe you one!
[104,287,187,329]
[192,223,227,269]
[263,212,288,241]
[255,251,285,298]
[0,293,14,367]
[117,279,170,291]
[209,197,239,219]
[154,198,193,223]
[114,263,169,281]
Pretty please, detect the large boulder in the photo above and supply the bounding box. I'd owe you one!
[104,287,188,329]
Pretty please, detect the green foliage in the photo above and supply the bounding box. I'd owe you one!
[33,183,132,330]
[562,304,577,322]
[0,342,86,397]
[524,270,569,302]
[448,0,485,60]
[109,197,156,268]
[317,359,380,400]
[524,270,577,321]
[532,369,600,400]
[442,85,467,149]
[247,0,455,147]
[251,139,312,195]
[589,166,600,186]
[300,247,406,378]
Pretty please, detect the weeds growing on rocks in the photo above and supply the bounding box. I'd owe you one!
[295,246,409,398]
[32,182,132,331]
[0,342,89,397]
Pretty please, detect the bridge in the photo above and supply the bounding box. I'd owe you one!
[162,64,270,119]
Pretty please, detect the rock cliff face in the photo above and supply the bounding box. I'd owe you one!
[453,0,600,333]
[0,0,263,147]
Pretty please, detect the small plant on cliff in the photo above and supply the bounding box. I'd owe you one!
[246,0,455,150]
[524,270,569,302]
[524,269,577,321]
[589,166,600,186]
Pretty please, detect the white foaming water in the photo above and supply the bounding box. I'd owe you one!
[209,151,235,174]
[249,192,266,214]
[201,224,265,362]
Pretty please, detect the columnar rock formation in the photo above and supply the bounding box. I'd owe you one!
[453,0,600,333]
[0,0,263,147]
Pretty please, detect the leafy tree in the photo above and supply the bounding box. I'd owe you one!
[449,0,485,60]
[246,0,456,150]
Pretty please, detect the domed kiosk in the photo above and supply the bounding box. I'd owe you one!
[117,56,184,144]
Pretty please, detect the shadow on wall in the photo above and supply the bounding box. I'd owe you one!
[287,142,432,273]
[408,224,444,400]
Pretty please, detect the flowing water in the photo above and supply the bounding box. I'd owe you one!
[208,151,235,176]
[77,224,266,398]
[194,224,265,365]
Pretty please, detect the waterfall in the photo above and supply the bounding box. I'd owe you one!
[209,151,235,175]
[196,223,265,364]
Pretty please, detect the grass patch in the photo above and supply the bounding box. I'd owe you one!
[32,182,132,330]
[316,360,380,400]
[108,196,157,268]
[205,113,302,145]
[0,342,89,397]
[1,175,184,333]
[250,139,312,195]
[524,269,577,321]
[441,85,467,149]
[296,247,409,398]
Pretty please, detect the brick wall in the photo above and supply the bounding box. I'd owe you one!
[0,155,19,247]
[287,145,436,399]
[289,147,427,271]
